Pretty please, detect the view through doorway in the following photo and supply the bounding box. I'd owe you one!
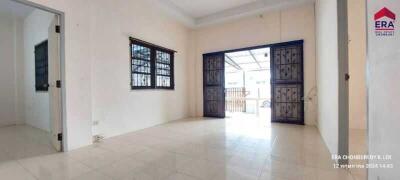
[0,0,64,164]
[224,47,271,127]
[203,40,304,125]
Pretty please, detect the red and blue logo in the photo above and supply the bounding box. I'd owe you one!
[375,7,396,36]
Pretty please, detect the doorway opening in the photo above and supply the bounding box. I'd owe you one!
[224,47,271,126]
[0,0,65,162]
[203,40,304,125]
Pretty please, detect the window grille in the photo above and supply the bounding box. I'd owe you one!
[130,38,175,90]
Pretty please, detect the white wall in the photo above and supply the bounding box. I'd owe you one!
[28,0,193,150]
[0,13,23,127]
[192,4,318,125]
[367,1,400,179]
[348,0,367,130]
[89,0,192,138]
[21,9,54,132]
[315,0,339,155]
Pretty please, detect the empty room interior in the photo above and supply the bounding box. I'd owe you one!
[0,0,398,180]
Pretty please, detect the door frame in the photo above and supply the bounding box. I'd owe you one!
[337,0,349,166]
[205,40,303,55]
[203,40,304,122]
[12,0,66,151]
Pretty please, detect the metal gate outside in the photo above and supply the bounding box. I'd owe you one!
[225,87,246,112]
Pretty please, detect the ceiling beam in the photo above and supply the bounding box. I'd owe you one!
[249,51,262,69]
[246,68,271,72]
[225,55,242,70]
[233,62,267,65]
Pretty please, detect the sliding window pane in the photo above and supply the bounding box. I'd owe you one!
[155,51,173,88]
[131,44,152,88]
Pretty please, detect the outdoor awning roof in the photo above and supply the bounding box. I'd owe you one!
[225,47,270,73]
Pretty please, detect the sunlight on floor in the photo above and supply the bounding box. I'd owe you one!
[225,109,271,140]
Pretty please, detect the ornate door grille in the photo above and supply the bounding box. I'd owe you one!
[203,53,225,118]
[271,41,304,124]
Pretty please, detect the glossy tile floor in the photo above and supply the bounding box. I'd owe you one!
[0,125,57,162]
[0,118,357,180]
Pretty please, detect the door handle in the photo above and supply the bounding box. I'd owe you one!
[56,80,61,88]
[345,73,350,81]
[48,81,61,88]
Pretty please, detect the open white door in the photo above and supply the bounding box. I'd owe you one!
[48,15,62,151]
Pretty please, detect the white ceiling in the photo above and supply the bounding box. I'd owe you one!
[0,0,313,27]
[0,0,34,18]
[168,0,258,18]
[159,0,315,28]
